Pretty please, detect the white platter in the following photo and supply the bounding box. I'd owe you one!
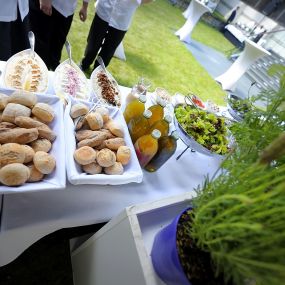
[54,59,90,101]
[3,49,49,94]
[64,98,143,185]
[90,66,121,107]
[0,88,66,194]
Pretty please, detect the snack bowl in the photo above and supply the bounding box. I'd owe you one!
[0,88,66,194]
[3,49,49,94]
[227,93,252,122]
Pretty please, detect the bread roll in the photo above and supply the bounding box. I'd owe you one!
[77,132,108,148]
[0,128,38,144]
[82,162,102,175]
[105,138,126,151]
[104,120,124,138]
[21,145,35,163]
[100,129,116,139]
[70,103,89,119]
[32,103,55,123]
[30,139,52,153]
[2,103,31,123]
[96,148,116,167]
[116,146,131,165]
[8,90,37,108]
[96,107,109,123]
[0,93,9,111]
[76,130,105,142]
[0,163,30,186]
[104,162,124,175]
[0,143,25,166]
[27,164,44,182]
[86,112,103,130]
[37,125,56,141]
[74,146,97,165]
[0,122,16,129]
[33,151,56,174]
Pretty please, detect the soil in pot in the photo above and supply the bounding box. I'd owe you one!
[177,210,231,285]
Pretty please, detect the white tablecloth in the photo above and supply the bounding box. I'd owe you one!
[0,61,223,266]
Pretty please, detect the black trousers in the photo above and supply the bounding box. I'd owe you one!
[29,0,73,70]
[81,14,126,70]
[0,9,30,61]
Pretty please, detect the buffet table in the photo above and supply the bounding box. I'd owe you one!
[0,61,223,266]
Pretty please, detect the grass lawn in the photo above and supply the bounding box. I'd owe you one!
[63,0,235,105]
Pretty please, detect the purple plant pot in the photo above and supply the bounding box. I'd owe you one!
[151,208,192,285]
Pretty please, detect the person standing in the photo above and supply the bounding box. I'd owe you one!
[0,0,30,61]
[226,6,240,25]
[29,0,89,70]
[80,0,153,71]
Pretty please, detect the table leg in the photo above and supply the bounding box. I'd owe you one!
[182,3,192,19]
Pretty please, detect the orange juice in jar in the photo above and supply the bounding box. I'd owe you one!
[123,94,146,124]
[149,115,172,137]
[128,110,152,143]
[134,129,161,167]
[148,97,166,126]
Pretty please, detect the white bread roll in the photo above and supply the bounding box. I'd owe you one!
[0,93,9,111]
[70,103,89,119]
[96,148,116,167]
[0,163,30,186]
[33,151,56,174]
[74,146,97,165]
[86,112,103,130]
[32,103,55,123]
[82,162,102,174]
[30,139,52,153]
[2,103,31,123]
[0,143,25,166]
[27,164,44,182]
[8,90,37,108]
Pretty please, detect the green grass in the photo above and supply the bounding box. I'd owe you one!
[63,0,235,106]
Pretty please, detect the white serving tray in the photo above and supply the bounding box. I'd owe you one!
[64,98,143,185]
[0,88,66,194]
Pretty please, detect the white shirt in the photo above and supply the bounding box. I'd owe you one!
[0,0,29,22]
[96,0,141,31]
[53,0,89,18]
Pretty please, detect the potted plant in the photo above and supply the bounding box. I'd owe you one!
[151,66,285,285]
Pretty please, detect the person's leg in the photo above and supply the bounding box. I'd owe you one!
[49,8,73,70]
[0,22,12,61]
[81,14,109,70]
[96,26,126,68]
[29,0,52,69]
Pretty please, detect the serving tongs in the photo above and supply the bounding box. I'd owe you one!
[28,31,35,59]
[96,56,107,74]
[65,40,72,65]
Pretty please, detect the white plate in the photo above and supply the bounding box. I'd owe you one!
[3,49,49,94]
[90,66,121,107]
[0,88,66,194]
[64,98,143,185]
[54,59,90,100]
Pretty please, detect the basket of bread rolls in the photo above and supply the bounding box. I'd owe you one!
[0,88,65,193]
[64,98,143,185]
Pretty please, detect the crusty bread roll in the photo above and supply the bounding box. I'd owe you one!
[33,151,56,174]
[0,128,38,144]
[21,145,35,163]
[104,162,124,175]
[27,164,44,182]
[74,146,97,165]
[82,162,102,174]
[2,103,31,123]
[70,103,89,119]
[96,148,116,168]
[96,107,109,123]
[0,93,9,111]
[76,130,105,142]
[105,138,126,151]
[116,146,131,165]
[77,132,108,148]
[30,139,52,153]
[104,120,124,138]
[0,122,16,129]
[0,163,30,186]
[0,143,25,166]
[32,103,55,123]
[100,129,116,139]
[86,112,103,130]
[8,90,37,108]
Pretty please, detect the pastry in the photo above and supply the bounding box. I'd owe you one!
[0,143,25,166]
[96,148,116,167]
[82,162,102,174]
[104,162,124,175]
[0,163,30,186]
[33,151,56,174]
[30,139,52,153]
[32,103,55,123]
[86,112,103,130]
[27,164,44,182]
[70,103,89,119]
[8,90,37,108]
[0,128,38,144]
[74,146,97,165]
[2,103,31,123]
[0,93,8,111]
[116,146,131,165]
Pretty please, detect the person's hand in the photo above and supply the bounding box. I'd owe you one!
[39,0,52,16]
[79,7,87,22]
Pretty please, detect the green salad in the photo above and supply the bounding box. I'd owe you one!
[175,105,229,155]
[228,97,252,114]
